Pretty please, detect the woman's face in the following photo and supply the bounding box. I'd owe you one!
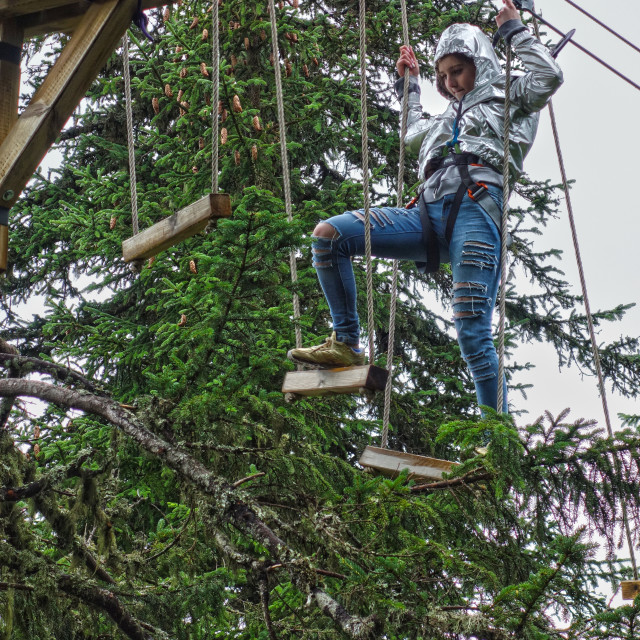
[437,54,476,100]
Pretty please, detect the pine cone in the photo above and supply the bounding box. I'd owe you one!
[199,137,205,149]
[234,150,241,165]
[202,28,209,41]
[109,216,117,230]
[232,95,242,113]
[152,97,160,114]
[178,314,187,327]
[221,128,228,144]
[180,67,188,78]
[189,259,198,274]
[251,144,258,161]
[303,64,309,77]
[163,6,170,22]
[252,115,262,131]
[200,62,209,76]
[189,16,199,29]
[164,83,173,98]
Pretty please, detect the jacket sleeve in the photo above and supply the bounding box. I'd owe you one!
[508,27,564,114]
[394,75,431,154]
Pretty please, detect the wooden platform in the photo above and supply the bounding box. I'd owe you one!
[0,0,169,273]
[621,580,640,600]
[281,365,388,398]
[122,193,231,262]
[359,445,455,481]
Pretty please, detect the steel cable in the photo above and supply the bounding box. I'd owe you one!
[561,0,640,56]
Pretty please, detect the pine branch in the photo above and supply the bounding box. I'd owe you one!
[0,378,380,639]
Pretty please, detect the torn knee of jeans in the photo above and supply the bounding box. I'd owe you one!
[312,244,333,269]
[464,350,496,382]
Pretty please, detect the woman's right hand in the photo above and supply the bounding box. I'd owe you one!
[396,45,420,77]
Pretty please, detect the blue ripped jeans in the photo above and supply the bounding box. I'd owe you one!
[312,185,508,412]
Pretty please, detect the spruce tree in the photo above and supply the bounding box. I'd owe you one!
[1,1,640,638]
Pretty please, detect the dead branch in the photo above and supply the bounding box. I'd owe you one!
[410,470,493,493]
[233,472,266,488]
[0,378,377,639]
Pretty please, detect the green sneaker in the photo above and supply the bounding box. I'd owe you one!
[287,332,366,369]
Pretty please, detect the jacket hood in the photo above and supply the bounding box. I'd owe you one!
[435,23,501,100]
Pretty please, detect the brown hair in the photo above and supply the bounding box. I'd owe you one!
[435,52,475,99]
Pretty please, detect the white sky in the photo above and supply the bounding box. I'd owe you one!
[423,0,640,426]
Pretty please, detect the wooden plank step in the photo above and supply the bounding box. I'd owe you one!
[282,365,388,398]
[621,580,640,600]
[359,445,455,481]
[122,193,231,263]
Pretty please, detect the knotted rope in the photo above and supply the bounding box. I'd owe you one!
[122,34,139,237]
[211,0,220,194]
[358,0,376,363]
[496,45,512,413]
[267,0,302,349]
[381,0,410,449]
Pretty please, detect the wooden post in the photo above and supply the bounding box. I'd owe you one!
[0,18,23,273]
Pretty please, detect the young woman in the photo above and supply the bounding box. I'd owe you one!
[288,0,563,412]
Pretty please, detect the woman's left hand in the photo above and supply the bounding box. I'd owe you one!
[496,0,520,27]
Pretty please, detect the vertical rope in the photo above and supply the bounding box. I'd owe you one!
[267,0,302,349]
[531,17,637,581]
[496,46,511,413]
[358,0,375,363]
[122,34,139,236]
[381,0,410,449]
[211,0,220,194]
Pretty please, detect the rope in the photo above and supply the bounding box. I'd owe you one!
[534,15,640,92]
[211,0,220,194]
[358,0,376,363]
[267,0,302,349]
[561,0,640,56]
[496,45,511,413]
[531,16,638,582]
[122,34,139,236]
[381,0,410,449]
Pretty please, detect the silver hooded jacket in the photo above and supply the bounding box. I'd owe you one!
[403,22,563,200]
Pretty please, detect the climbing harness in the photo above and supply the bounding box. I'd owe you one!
[417,152,505,275]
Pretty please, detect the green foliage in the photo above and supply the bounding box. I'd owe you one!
[1,1,640,639]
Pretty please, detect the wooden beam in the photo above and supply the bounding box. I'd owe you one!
[0,1,167,21]
[121,194,232,262]
[0,19,23,274]
[21,4,86,38]
[282,365,388,397]
[359,445,455,481]
[621,581,640,600]
[0,0,138,214]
